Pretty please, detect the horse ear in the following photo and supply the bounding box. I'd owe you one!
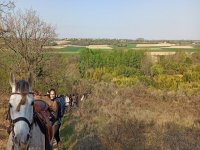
[9,72,15,87]
[27,72,32,87]
[80,94,85,101]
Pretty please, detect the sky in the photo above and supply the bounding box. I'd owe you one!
[15,0,200,40]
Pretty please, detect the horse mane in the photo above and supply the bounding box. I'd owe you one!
[16,94,26,112]
[15,80,30,112]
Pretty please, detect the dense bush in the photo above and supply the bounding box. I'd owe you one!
[79,50,200,90]
[150,64,164,76]
[79,49,144,83]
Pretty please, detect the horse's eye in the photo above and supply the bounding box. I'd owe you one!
[9,103,12,108]
[31,101,34,106]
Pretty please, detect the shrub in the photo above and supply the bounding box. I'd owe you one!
[150,64,164,76]
[183,70,200,82]
[112,76,139,86]
[153,75,182,90]
[115,66,141,77]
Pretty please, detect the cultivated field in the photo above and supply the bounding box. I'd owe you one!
[136,43,195,49]
[47,41,200,55]
[136,43,175,47]
[54,40,70,45]
[44,45,68,49]
[86,45,112,49]
[165,45,193,49]
[45,44,113,50]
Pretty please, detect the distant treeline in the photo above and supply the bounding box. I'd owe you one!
[63,38,200,46]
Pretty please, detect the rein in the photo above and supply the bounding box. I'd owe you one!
[12,117,32,129]
[7,92,35,150]
[10,92,34,95]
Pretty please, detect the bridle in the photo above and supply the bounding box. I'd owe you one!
[7,92,35,150]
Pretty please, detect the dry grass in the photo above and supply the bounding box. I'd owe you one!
[147,52,176,56]
[44,45,68,49]
[165,46,193,49]
[136,43,174,47]
[136,43,194,49]
[0,95,9,149]
[3,82,200,149]
[54,40,70,45]
[66,83,200,149]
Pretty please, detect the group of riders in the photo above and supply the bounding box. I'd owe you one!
[31,88,81,149]
[6,73,87,149]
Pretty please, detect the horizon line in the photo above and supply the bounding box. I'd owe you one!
[56,37,200,41]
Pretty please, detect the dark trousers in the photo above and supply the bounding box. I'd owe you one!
[54,123,61,144]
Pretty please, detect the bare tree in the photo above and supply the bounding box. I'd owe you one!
[0,1,14,34]
[1,9,57,73]
[0,1,14,72]
[0,1,14,12]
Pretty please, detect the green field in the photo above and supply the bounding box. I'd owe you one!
[54,43,200,54]
[111,43,137,49]
[57,46,87,53]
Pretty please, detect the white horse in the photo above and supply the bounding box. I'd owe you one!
[7,73,53,150]
[65,96,70,107]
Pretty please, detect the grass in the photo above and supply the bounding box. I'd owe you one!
[57,46,87,53]
[111,43,137,49]
[58,83,200,149]
[48,44,200,54]
[131,47,200,52]
[161,47,200,52]
[0,96,9,149]
[60,114,76,150]
[193,45,200,49]
[2,83,200,149]
[126,43,137,48]
[110,44,200,52]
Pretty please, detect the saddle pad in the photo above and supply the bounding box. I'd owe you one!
[34,100,49,112]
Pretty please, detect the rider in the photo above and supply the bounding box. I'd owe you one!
[32,89,57,149]
[49,88,62,149]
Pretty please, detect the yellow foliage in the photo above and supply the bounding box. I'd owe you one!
[86,68,107,81]
[112,77,139,86]
[153,75,183,90]
[85,68,95,78]
[183,70,200,82]
[179,81,200,90]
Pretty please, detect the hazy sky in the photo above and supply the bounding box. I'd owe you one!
[15,0,200,40]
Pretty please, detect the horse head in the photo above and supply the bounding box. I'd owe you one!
[8,72,34,149]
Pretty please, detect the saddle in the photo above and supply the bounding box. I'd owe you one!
[34,100,54,149]
[34,95,58,112]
